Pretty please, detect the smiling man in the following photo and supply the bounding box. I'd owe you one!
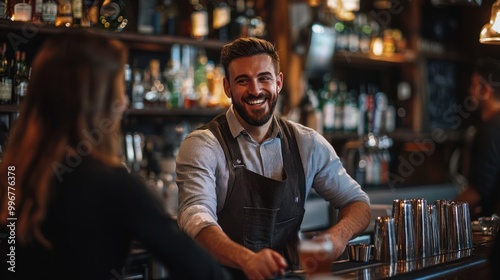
[175,37,370,280]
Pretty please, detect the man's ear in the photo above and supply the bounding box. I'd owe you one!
[223,78,231,99]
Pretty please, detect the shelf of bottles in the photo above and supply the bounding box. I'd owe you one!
[304,1,416,65]
[0,0,272,115]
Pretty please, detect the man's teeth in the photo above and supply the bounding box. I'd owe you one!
[248,99,265,105]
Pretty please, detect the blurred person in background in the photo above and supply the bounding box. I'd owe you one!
[455,58,500,219]
[0,30,229,280]
[454,58,500,280]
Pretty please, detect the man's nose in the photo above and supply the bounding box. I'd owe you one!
[247,79,261,96]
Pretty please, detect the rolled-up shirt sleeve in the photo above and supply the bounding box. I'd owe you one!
[293,123,370,208]
[176,129,228,238]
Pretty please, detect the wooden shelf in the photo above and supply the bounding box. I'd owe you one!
[125,107,226,118]
[0,105,19,113]
[334,50,417,66]
[0,105,226,118]
[0,19,227,51]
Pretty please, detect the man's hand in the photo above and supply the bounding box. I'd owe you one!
[241,248,287,280]
[327,234,349,260]
[326,201,371,260]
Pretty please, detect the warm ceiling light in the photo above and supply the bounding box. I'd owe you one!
[480,0,500,44]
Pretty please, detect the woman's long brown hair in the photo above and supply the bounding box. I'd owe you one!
[0,30,128,247]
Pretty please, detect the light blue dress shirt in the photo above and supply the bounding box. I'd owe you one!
[176,106,370,238]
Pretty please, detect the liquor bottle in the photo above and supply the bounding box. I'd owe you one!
[365,84,375,133]
[13,0,32,22]
[42,0,58,24]
[343,89,359,133]
[13,51,28,105]
[347,19,359,53]
[373,91,388,135]
[396,81,412,129]
[211,0,231,41]
[320,76,337,133]
[153,0,178,35]
[131,69,145,109]
[99,0,128,32]
[357,13,372,54]
[191,0,209,40]
[164,44,182,109]
[81,0,98,27]
[144,59,166,107]
[31,0,43,23]
[333,81,346,132]
[230,0,245,39]
[194,48,208,107]
[242,0,265,38]
[0,0,5,19]
[55,0,73,27]
[124,64,132,104]
[335,20,348,51]
[72,0,82,26]
[0,43,12,105]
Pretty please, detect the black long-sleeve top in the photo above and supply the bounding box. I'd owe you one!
[2,156,228,280]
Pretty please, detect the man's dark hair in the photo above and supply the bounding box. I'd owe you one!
[220,37,280,80]
[474,57,500,100]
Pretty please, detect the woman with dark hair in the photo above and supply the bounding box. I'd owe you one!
[0,30,229,280]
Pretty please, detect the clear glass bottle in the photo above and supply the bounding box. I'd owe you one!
[0,43,12,105]
[14,1,32,22]
[13,51,28,105]
[334,81,346,132]
[343,89,359,133]
[320,76,337,133]
[131,69,145,109]
[42,0,58,24]
[31,0,43,23]
[0,0,6,19]
[191,0,208,40]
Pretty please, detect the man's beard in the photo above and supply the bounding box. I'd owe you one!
[233,94,277,126]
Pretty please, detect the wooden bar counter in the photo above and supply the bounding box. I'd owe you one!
[276,234,494,280]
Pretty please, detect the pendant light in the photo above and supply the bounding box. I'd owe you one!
[480,0,500,44]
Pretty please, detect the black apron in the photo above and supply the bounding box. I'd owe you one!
[200,114,306,279]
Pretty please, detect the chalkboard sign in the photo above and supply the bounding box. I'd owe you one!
[426,59,457,130]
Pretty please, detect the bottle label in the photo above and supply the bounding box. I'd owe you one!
[18,81,28,98]
[42,2,58,23]
[35,0,43,14]
[72,0,82,18]
[0,77,12,101]
[58,1,72,16]
[343,105,359,131]
[323,103,335,130]
[0,3,5,19]
[213,7,230,29]
[191,11,208,38]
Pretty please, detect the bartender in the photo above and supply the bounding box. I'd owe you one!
[176,37,371,280]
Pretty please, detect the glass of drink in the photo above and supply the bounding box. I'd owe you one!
[478,214,500,236]
[298,233,334,276]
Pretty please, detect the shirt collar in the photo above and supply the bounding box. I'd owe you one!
[225,105,283,140]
